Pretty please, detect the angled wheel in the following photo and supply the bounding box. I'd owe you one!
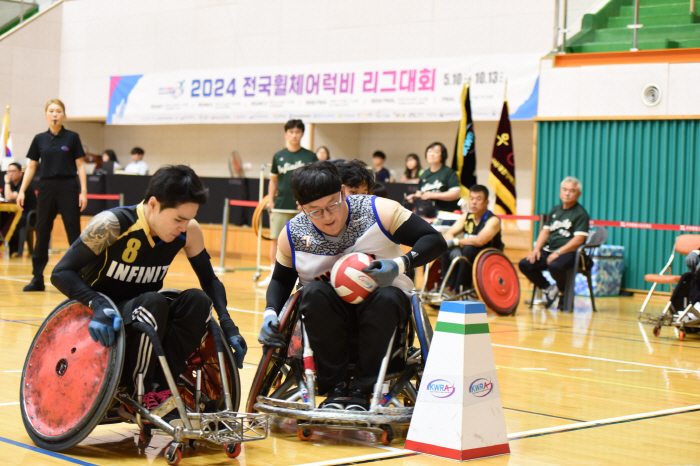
[225,442,242,458]
[246,290,303,413]
[178,320,241,413]
[20,299,125,451]
[473,249,520,316]
[297,427,313,441]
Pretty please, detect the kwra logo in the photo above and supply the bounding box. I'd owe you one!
[469,378,493,397]
[426,379,455,398]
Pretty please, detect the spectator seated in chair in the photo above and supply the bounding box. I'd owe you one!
[441,184,503,295]
[3,162,37,257]
[519,176,590,310]
[669,250,700,333]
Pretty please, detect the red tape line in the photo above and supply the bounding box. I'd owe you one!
[590,219,700,232]
[229,200,260,207]
[86,194,121,200]
[496,214,540,221]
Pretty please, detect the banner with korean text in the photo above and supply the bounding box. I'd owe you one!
[107,54,540,125]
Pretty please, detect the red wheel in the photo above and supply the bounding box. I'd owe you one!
[225,443,242,458]
[297,428,313,441]
[473,249,520,315]
[164,444,182,465]
[20,300,125,451]
[652,326,661,337]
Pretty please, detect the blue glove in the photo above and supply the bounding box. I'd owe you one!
[686,251,700,272]
[227,335,247,369]
[88,307,122,347]
[362,259,401,288]
[258,312,285,348]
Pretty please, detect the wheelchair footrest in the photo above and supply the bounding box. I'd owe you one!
[254,401,413,425]
[256,396,312,410]
[638,311,672,326]
[179,411,271,445]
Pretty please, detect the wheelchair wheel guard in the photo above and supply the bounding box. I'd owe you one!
[21,298,125,452]
[246,289,303,413]
[473,248,520,316]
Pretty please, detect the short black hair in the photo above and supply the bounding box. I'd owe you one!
[426,142,448,164]
[8,162,22,171]
[371,182,388,198]
[143,165,208,210]
[284,119,305,133]
[290,161,342,206]
[469,184,489,198]
[334,159,375,191]
[131,147,145,156]
[372,151,386,160]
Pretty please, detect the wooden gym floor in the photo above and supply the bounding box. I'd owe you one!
[0,251,699,466]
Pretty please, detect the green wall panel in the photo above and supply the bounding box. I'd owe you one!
[535,120,700,291]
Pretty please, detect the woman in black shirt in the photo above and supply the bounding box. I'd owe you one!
[17,99,88,291]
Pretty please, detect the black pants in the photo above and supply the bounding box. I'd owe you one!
[440,245,482,292]
[8,211,29,254]
[519,250,576,291]
[32,178,81,278]
[670,271,700,313]
[300,281,409,394]
[117,289,211,394]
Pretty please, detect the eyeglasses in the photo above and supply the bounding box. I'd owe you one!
[302,192,343,219]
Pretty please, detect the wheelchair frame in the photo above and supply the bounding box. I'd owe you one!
[639,301,700,341]
[247,289,432,445]
[418,248,520,316]
[20,291,270,465]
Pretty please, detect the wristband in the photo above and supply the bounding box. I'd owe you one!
[263,307,278,318]
[393,258,407,275]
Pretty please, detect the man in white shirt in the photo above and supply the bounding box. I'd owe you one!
[124,147,149,175]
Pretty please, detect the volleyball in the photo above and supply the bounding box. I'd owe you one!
[330,253,378,304]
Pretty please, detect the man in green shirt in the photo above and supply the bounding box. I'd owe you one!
[259,119,316,287]
[519,177,590,309]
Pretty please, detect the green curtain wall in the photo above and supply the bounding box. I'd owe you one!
[535,120,700,291]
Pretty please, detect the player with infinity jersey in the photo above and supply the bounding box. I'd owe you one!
[51,165,247,409]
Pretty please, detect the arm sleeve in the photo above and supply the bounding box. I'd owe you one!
[392,213,448,268]
[270,155,279,175]
[26,136,41,162]
[188,249,239,337]
[265,261,299,316]
[73,133,86,160]
[573,209,591,236]
[446,169,460,190]
[51,239,108,310]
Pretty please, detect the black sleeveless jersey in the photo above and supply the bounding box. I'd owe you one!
[463,210,504,250]
[81,203,186,303]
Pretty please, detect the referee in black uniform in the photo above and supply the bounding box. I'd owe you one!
[17,99,88,291]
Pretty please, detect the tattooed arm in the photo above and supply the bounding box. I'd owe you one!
[51,211,122,306]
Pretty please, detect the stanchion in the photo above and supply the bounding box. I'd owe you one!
[214,197,234,274]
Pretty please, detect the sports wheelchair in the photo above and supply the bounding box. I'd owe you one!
[419,248,520,316]
[20,290,269,465]
[247,288,433,445]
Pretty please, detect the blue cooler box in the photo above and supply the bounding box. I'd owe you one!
[542,245,624,297]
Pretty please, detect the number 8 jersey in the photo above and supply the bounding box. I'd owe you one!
[81,202,186,303]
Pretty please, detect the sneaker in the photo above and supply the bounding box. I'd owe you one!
[345,387,370,411]
[23,276,45,292]
[544,285,560,309]
[143,389,172,411]
[256,274,272,288]
[319,382,347,410]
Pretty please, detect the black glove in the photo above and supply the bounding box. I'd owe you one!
[88,299,122,347]
[258,311,285,348]
[227,335,247,369]
[449,247,462,262]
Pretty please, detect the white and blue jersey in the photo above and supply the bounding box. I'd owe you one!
[285,195,413,292]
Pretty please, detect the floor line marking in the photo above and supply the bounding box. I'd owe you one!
[0,402,20,406]
[0,275,56,287]
[226,307,264,315]
[493,343,700,373]
[521,368,547,370]
[290,451,414,466]
[497,364,700,398]
[0,435,98,465]
[508,403,700,440]
[617,369,644,372]
[568,368,593,371]
[504,406,584,423]
[3,370,21,373]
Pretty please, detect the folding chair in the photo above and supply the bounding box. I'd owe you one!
[639,234,700,314]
